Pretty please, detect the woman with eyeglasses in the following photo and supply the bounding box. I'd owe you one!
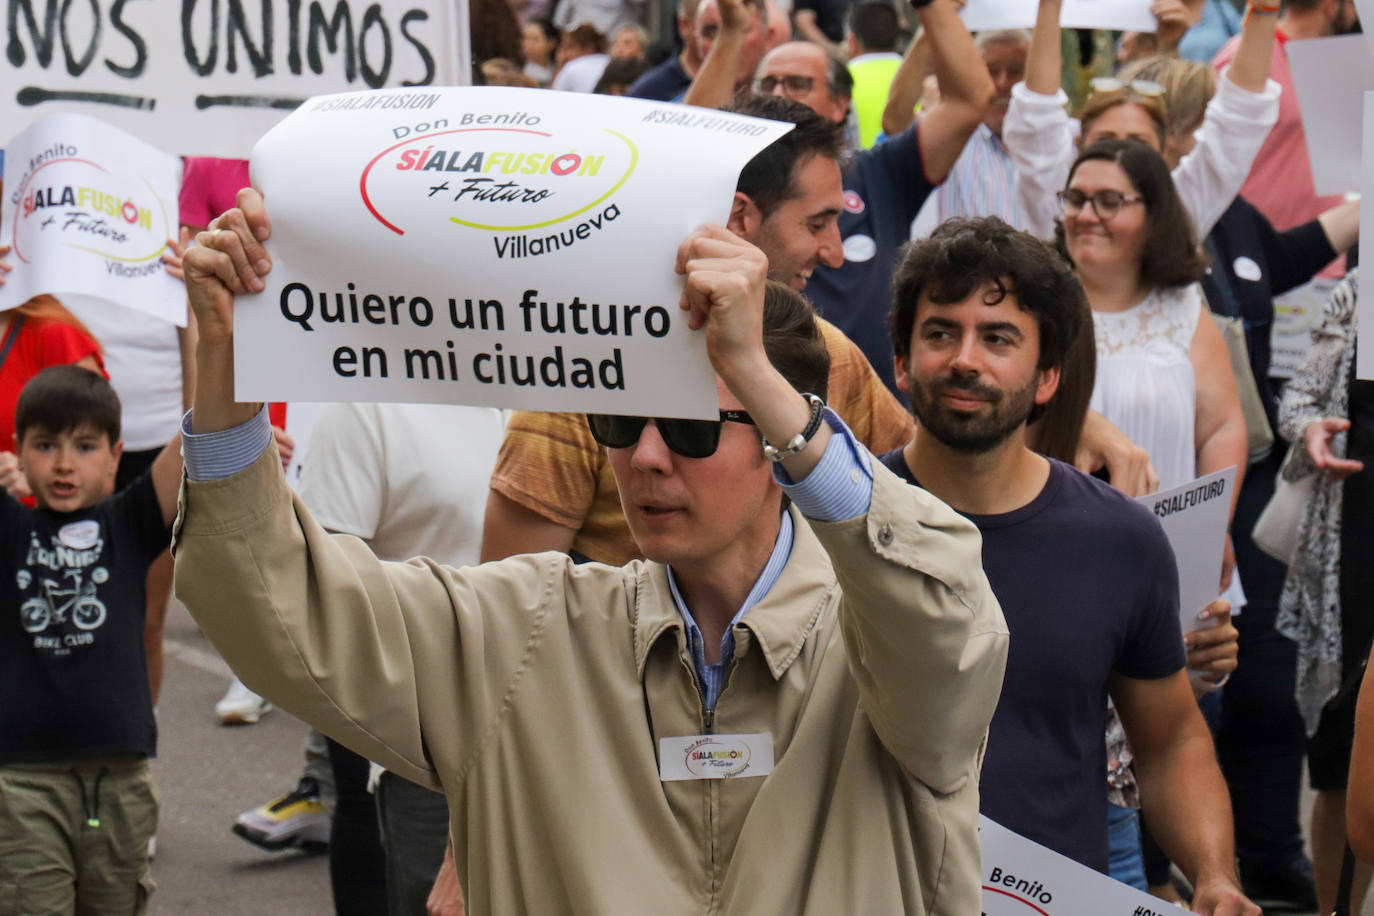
[1003,0,1280,243]
[1054,138,1251,902]
[1109,52,1358,913]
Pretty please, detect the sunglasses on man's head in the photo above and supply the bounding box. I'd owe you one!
[586,411,756,459]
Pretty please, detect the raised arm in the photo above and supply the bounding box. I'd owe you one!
[683,0,754,109]
[1152,0,1204,57]
[1002,0,1077,237]
[182,187,272,434]
[676,223,1007,792]
[914,0,994,183]
[793,6,840,57]
[1024,0,1062,96]
[1171,5,1279,238]
[1222,1,1276,93]
[880,29,930,138]
[174,187,557,790]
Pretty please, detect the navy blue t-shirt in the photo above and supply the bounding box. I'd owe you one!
[626,55,692,102]
[0,472,169,762]
[880,450,1185,871]
[805,125,936,397]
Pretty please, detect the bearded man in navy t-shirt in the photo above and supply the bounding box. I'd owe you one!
[880,217,1257,915]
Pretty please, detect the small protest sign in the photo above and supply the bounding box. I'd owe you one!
[1286,35,1374,197]
[236,86,794,418]
[0,0,469,159]
[961,0,1155,32]
[1137,466,1237,633]
[1,114,185,325]
[980,816,1177,914]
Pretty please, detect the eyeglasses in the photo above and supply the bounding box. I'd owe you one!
[754,74,815,95]
[586,411,756,459]
[1087,77,1166,101]
[1056,187,1144,220]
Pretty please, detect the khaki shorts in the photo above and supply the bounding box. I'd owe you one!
[0,757,157,916]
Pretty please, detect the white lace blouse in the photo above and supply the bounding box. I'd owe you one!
[1090,284,1203,491]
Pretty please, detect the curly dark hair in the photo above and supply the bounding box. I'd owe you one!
[889,217,1086,370]
[1054,139,1207,290]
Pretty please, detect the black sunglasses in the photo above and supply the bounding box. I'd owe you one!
[586,411,756,459]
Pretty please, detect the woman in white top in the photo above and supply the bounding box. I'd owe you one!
[1059,138,1247,570]
[1003,0,1280,242]
[1058,138,1249,896]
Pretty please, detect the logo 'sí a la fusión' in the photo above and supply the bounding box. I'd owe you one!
[360,115,637,237]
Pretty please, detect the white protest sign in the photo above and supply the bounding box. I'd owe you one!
[1136,466,1237,632]
[1360,0,1374,57]
[1271,277,1338,379]
[980,816,1172,914]
[1060,0,1156,31]
[1287,35,1374,197]
[959,0,1036,29]
[1362,92,1374,381]
[237,87,793,418]
[0,0,468,159]
[1,114,184,326]
[961,0,1155,32]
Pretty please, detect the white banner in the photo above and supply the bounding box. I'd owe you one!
[1137,466,1237,633]
[980,816,1174,914]
[235,87,794,418]
[1287,35,1374,197]
[1,113,184,326]
[0,0,468,159]
[961,0,1155,32]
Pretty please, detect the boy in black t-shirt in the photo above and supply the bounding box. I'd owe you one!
[0,365,181,915]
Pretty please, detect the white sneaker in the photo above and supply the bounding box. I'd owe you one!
[216,677,273,725]
[232,777,331,853]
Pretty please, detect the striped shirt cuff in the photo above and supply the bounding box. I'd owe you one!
[181,407,273,482]
[775,409,873,522]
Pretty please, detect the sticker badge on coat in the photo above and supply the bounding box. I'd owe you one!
[659,733,774,781]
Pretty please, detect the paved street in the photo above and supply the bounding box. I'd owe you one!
[148,598,330,916]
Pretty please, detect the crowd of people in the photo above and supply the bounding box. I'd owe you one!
[4,0,1374,913]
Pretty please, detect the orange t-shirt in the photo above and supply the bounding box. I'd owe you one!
[488,318,913,566]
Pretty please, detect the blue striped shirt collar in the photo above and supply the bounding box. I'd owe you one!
[666,511,795,710]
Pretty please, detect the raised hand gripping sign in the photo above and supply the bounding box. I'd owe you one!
[0,114,184,325]
[237,87,793,418]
